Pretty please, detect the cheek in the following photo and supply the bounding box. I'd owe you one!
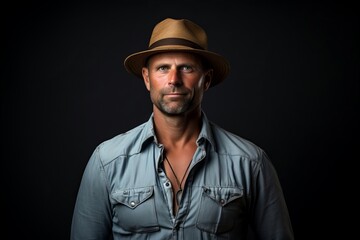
[149,86,161,102]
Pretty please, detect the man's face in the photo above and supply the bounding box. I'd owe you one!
[142,52,213,116]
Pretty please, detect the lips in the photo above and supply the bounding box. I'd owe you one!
[166,93,186,95]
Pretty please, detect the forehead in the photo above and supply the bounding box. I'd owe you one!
[147,52,202,65]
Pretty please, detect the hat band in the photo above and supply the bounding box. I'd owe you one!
[149,38,205,50]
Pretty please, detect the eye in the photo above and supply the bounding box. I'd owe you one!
[158,65,169,72]
[180,65,193,72]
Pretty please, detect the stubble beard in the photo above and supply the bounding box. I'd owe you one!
[156,96,193,116]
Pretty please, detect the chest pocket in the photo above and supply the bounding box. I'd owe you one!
[111,186,159,233]
[196,186,246,234]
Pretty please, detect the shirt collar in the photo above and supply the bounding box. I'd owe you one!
[197,111,216,151]
[138,111,217,152]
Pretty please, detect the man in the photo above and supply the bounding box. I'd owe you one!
[71,18,294,239]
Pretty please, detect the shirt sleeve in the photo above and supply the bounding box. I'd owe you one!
[70,147,113,240]
[249,151,295,240]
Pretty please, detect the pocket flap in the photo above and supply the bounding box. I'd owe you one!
[202,186,243,206]
[111,186,154,209]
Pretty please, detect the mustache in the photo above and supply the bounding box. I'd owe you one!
[161,86,190,94]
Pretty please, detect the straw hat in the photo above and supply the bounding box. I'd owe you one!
[124,18,230,87]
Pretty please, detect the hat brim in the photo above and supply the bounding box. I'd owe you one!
[124,45,230,88]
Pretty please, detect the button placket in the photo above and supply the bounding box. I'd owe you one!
[164,181,171,188]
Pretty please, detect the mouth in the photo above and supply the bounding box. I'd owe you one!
[162,87,189,98]
[164,93,187,100]
[166,93,186,96]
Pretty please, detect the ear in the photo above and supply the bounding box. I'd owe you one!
[203,69,213,91]
[142,67,151,91]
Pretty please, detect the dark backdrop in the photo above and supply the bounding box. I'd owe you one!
[3,1,359,239]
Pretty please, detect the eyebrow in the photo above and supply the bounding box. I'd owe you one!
[152,61,197,68]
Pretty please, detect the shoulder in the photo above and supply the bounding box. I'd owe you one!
[96,122,149,165]
[210,122,265,161]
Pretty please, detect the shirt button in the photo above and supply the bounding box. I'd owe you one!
[165,182,170,187]
[130,201,136,207]
[220,199,226,205]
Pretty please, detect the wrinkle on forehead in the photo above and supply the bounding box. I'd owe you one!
[147,52,203,67]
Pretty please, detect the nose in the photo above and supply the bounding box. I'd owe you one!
[168,69,182,86]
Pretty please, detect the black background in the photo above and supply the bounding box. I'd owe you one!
[3,1,359,239]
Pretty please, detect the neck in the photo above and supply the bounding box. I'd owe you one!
[153,108,202,149]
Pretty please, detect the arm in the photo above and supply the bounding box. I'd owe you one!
[250,151,295,240]
[71,147,113,240]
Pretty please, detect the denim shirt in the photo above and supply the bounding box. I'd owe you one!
[71,113,294,240]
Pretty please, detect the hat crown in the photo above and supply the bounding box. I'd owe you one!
[149,18,208,50]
